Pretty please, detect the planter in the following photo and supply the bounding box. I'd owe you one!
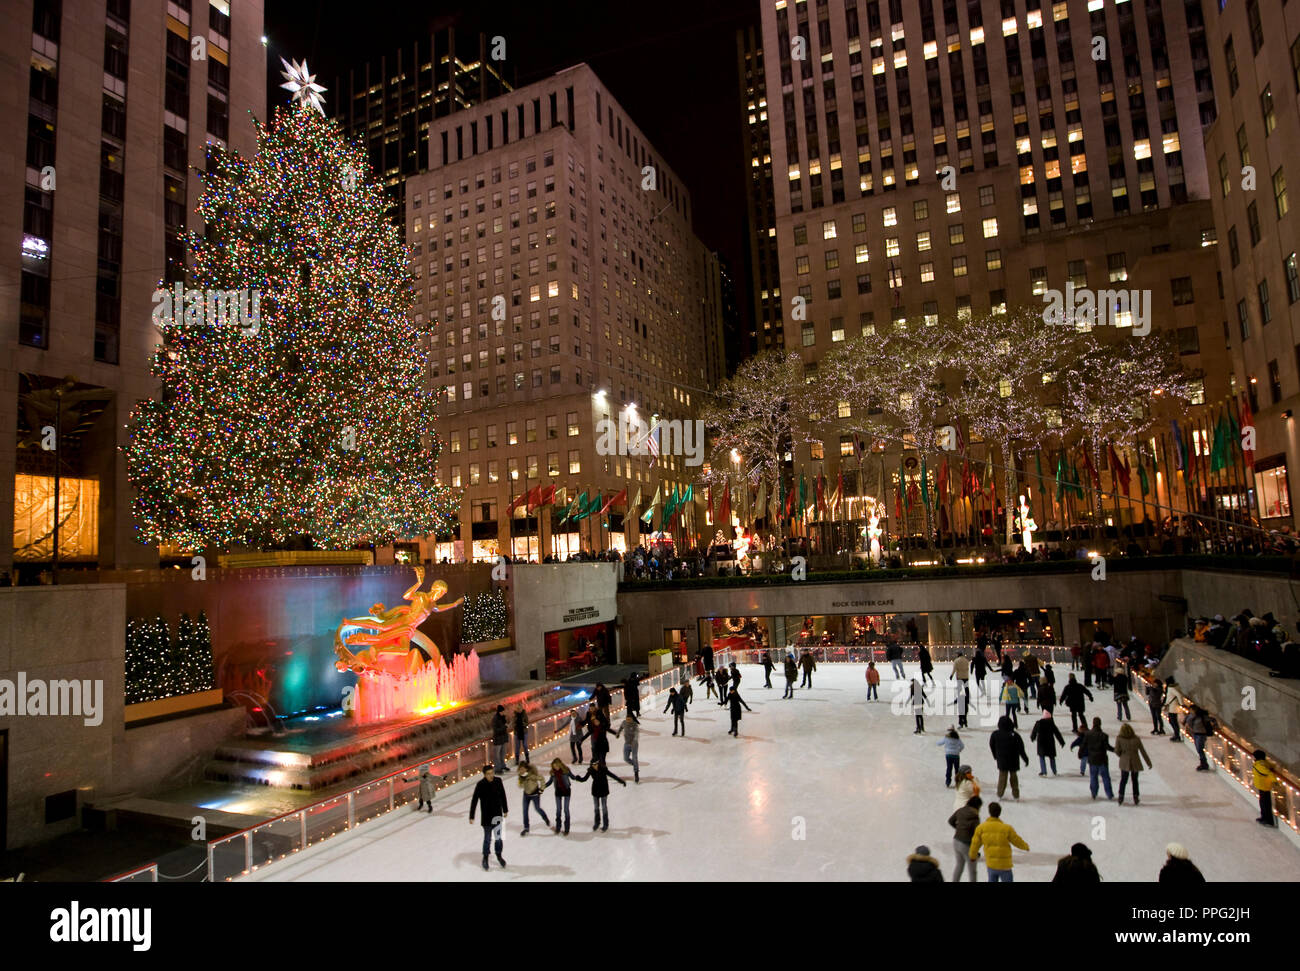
[125,688,226,725]
[646,651,673,675]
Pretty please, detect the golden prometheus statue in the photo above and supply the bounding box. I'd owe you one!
[334,566,464,678]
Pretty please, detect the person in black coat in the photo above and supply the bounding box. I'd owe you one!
[490,706,509,774]
[1029,711,1066,775]
[906,845,945,882]
[581,708,611,764]
[1145,678,1167,735]
[1052,843,1101,883]
[918,645,936,685]
[1059,674,1094,732]
[623,672,642,717]
[783,654,798,699]
[1112,668,1132,721]
[726,688,753,736]
[1012,662,1032,713]
[715,666,731,705]
[1037,679,1057,713]
[663,687,688,735]
[1084,717,1115,800]
[469,765,509,870]
[1158,844,1206,883]
[729,662,743,694]
[971,650,990,697]
[989,715,1030,800]
[593,682,612,719]
[761,651,774,687]
[512,707,530,766]
[574,759,626,832]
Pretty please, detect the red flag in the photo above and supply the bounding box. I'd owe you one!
[507,489,524,514]
[1108,443,1129,495]
[1240,392,1256,469]
[816,474,826,516]
[895,481,903,521]
[707,485,714,524]
[1082,444,1101,489]
[598,487,626,516]
[523,485,539,513]
[833,470,844,513]
[783,479,794,517]
[720,485,732,526]
[1122,453,1132,496]
[937,458,949,505]
[960,460,971,499]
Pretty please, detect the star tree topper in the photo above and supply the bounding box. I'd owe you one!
[280,57,327,113]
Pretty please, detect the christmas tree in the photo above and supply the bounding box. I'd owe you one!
[175,610,216,695]
[461,591,509,644]
[125,61,457,551]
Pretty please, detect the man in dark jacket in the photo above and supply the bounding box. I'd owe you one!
[1029,712,1067,775]
[1145,677,1167,735]
[1112,667,1132,721]
[490,705,509,773]
[663,687,688,736]
[946,796,982,882]
[1052,843,1101,883]
[512,707,529,766]
[799,650,817,687]
[783,654,798,699]
[886,641,905,680]
[469,765,509,870]
[906,844,945,882]
[989,715,1030,800]
[971,649,990,696]
[1085,717,1115,800]
[761,651,774,687]
[1037,679,1057,713]
[726,688,753,736]
[1059,674,1094,732]
[623,672,642,717]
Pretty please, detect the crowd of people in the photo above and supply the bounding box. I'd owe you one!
[1195,610,1300,678]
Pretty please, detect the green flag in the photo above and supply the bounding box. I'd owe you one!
[641,484,660,525]
[920,456,931,510]
[663,485,679,520]
[568,490,589,522]
[798,473,808,521]
[559,491,582,524]
[1056,451,1068,501]
[1137,454,1150,496]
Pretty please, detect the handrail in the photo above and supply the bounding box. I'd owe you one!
[207,653,731,881]
[104,862,158,883]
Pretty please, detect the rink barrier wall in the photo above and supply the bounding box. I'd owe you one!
[194,651,734,883]
[720,643,1076,666]
[103,862,158,883]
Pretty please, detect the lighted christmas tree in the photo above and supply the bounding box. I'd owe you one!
[125,61,457,551]
[461,591,509,644]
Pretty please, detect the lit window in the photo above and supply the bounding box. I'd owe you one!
[946,193,961,213]
[916,231,931,251]
[823,219,838,239]
[982,217,998,238]
[885,237,899,257]
[883,207,897,227]
[855,244,869,264]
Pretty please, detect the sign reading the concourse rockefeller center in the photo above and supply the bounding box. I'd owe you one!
[561,605,601,625]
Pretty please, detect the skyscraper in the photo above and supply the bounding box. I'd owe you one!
[2,0,265,576]
[738,23,784,358]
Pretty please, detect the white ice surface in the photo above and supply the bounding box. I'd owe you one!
[244,663,1298,882]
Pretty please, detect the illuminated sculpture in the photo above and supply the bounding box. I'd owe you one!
[866,508,884,565]
[1017,494,1038,553]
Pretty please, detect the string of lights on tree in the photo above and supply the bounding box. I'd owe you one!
[461,591,509,644]
[125,612,215,704]
[125,64,457,551]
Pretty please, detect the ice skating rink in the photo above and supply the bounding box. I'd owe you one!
[245,663,1298,882]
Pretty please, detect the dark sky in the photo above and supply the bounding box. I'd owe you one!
[263,0,757,349]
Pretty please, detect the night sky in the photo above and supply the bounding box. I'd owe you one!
[263,0,757,353]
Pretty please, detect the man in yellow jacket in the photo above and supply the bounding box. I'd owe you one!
[969,801,1030,882]
[1253,749,1277,827]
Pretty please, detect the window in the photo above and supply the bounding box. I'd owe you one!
[1171,277,1194,306]
[913,199,929,220]
[1238,125,1251,168]
[526,418,537,442]
[802,324,816,347]
[1286,253,1300,304]
[1068,259,1087,287]
[1238,298,1251,340]
[920,262,935,282]
[825,249,840,269]
[1274,168,1289,218]
[948,223,964,244]
[794,224,808,245]
[1225,37,1239,95]
[1293,34,1300,93]
[852,213,867,232]
[568,450,581,474]
[946,192,961,213]
[986,249,1002,271]
[1259,278,1272,324]
[885,237,900,257]
[979,185,995,206]
[1247,202,1261,246]
[827,279,842,299]
[1030,267,1048,295]
[831,318,845,342]
[1269,359,1283,403]
[1255,457,1291,519]
[1219,156,1232,199]
[883,207,897,226]
[1229,226,1240,267]
[952,255,968,277]
[1107,253,1127,282]
[855,244,869,263]
[1176,326,1200,355]
[823,219,838,239]
[916,231,931,251]
[469,463,481,485]
[982,217,998,238]
[567,411,580,436]
[796,255,810,274]
[1262,85,1277,135]
[1247,0,1264,55]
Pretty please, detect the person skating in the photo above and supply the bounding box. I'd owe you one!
[969,802,1029,882]
[613,711,642,782]
[909,679,928,733]
[1022,653,1040,699]
[999,677,1021,726]
[1184,706,1213,771]
[1162,676,1185,741]
[1036,678,1056,714]
[947,795,983,882]
[938,727,965,786]
[886,640,906,680]
[1051,843,1101,883]
[623,672,642,718]
[490,705,509,774]
[1112,667,1132,721]
[1059,674,1093,732]
[955,680,971,728]
[1158,843,1205,882]
[582,707,612,766]
[1029,709,1066,776]
[906,845,945,882]
[990,630,1003,664]
[469,764,509,870]
[700,643,716,684]
[678,678,694,709]
[951,652,971,692]
[715,665,731,705]
[1012,662,1032,714]
[972,648,990,697]
[1145,677,1167,735]
[989,715,1030,799]
[1253,749,1277,826]
[782,654,798,699]
[513,706,530,766]
[543,757,581,834]
[727,687,753,736]
[866,661,881,701]
[1042,661,1056,688]
[703,662,718,700]
[517,762,551,834]
[663,687,687,736]
[568,706,587,764]
[799,649,817,688]
[1114,722,1152,805]
[761,651,774,688]
[401,764,436,813]
[1069,725,1090,776]
[729,661,743,696]
[1084,717,1115,800]
[918,644,936,686]
[573,758,627,832]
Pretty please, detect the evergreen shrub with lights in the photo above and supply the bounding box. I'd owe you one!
[461,591,509,644]
[125,611,216,704]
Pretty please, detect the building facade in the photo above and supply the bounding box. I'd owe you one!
[1203,0,1300,529]
[405,64,717,562]
[756,0,1232,529]
[2,0,264,577]
[332,28,511,223]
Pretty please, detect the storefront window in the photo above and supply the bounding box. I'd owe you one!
[1255,457,1291,519]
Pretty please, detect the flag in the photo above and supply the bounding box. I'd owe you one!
[816,474,826,518]
[1070,460,1083,498]
[955,421,967,454]
[628,486,639,517]
[1056,451,1069,502]
[719,483,732,526]
[524,485,542,514]
[937,457,949,506]
[832,471,844,514]
[1137,450,1150,496]
[894,472,904,521]
[755,479,768,521]
[1170,421,1187,471]
[1108,443,1129,495]
[962,460,973,500]
[640,484,661,525]
[506,488,524,515]
[662,485,679,521]
[571,490,595,522]
[707,485,714,524]
[853,432,865,463]
[798,473,808,521]
[598,487,626,517]
[561,491,585,524]
[1082,444,1100,490]
[784,476,795,518]
[920,456,931,511]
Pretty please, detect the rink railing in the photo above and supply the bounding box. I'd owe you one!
[717,642,1076,666]
[1130,668,1299,835]
[204,652,731,882]
[104,862,158,883]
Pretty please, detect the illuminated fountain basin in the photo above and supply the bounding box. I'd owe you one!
[352,649,481,724]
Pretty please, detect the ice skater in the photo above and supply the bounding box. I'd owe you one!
[582,707,612,766]
[543,757,581,834]
[1084,717,1115,800]
[866,661,880,701]
[574,758,626,832]
[1145,677,1167,735]
[989,715,1029,800]
[1114,723,1152,805]
[513,706,530,766]
[469,764,509,870]
[1029,709,1065,776]
[948,795,982,883]
[592,682,612,721]
[490,705,509,774]
[1112,666,1132,721]
[954,680,970,728]
[613,711,641,782]
[799,649,817,688]
[999,677,1021,726]
[918,644,936,686]
[715,665,731,705]
[887,640,905,680]
[729,661,742,695]
[1036,678,1056,714]
[761,651,774,687]
[1059,674,1092,732]
[783,653,798,699]
[726,687,753,736]
[679,678,694,709]
[623,671,642,718]
[909,678,928,733]
[1162,676,1185,741]
[970,802,1030,883]
[401,764,435,813]
[1069,725,1089,776]
[569,706,586,764]
[972,648,990,697]
[664,686,687,735]
[517,762,550,834]
[938,727,965,786]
